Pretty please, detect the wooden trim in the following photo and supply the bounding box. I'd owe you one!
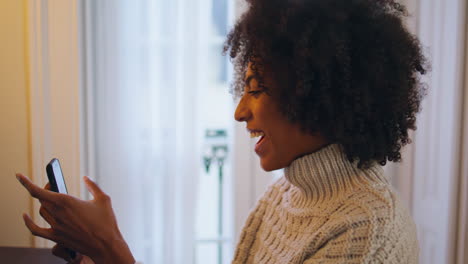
[27,0,82,248]
[455,3,468,262]
[456,62,468,263]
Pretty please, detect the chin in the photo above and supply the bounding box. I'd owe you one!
[260,158,285,172]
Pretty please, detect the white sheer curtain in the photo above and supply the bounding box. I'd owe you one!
[83,1,202,263]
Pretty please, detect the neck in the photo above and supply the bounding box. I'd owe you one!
[284,144,388,207]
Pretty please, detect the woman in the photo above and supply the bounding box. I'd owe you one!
[17,0,427,263]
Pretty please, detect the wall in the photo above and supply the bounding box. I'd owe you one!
[0,0,33,247]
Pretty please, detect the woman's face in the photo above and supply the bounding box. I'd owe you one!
[234,63,328,171]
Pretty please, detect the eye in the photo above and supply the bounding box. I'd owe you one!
[248,90,263,96]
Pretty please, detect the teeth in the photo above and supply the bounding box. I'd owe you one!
[250,131,265,138]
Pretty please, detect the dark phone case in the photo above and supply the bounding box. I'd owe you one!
[46,158,62,193]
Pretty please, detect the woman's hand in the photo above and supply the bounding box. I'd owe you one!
[16,173,135,264]
[52,244,95,264]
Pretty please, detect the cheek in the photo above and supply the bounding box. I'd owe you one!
[255,97,279,121]
[270,133,292,162]
[267,116,293,141]
[269,120,300,157]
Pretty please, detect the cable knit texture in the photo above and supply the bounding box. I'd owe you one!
[232,144,419,263]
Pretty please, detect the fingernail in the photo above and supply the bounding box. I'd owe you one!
[16,174,23,183]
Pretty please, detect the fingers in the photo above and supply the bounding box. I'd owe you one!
[44,182,52,191]
[39,206,60,226]
[52,244,73,261]
[68,254,84,264]
[22,213,57,242]
[53,244,79,263]
[16,173,57,202]
[83,176,105,198]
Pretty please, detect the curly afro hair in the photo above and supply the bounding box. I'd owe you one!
[224,0,428,168]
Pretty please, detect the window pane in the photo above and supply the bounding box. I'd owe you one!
[196,243,219,264]
[87,1,234,263]
[196,166,220,238]
[212,0,228,36]
[207,43,228,84]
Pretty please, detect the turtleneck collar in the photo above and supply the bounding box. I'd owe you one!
[283,144,389,209]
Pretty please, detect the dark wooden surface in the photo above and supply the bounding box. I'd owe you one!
[0,247,65,264]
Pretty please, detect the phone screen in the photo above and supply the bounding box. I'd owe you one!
[52,160,68,194]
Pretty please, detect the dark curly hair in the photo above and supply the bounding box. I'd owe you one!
[224,0,428,168]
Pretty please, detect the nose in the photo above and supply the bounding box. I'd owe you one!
[234,97,251,122]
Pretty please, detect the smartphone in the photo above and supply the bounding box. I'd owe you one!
[46,158,76,259]
[46,158,69,194]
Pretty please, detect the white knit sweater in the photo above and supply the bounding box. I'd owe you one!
[232,144,419,263]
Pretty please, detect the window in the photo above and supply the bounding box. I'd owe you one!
[83,1,235,263]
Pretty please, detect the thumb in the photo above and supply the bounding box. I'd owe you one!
[68,254,84,264]
[83,176,104,198]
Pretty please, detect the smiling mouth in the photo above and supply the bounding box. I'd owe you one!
[249,130,265,142]
[254,134,267,155]
[248,130,267,155]
[250,130,265,138]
